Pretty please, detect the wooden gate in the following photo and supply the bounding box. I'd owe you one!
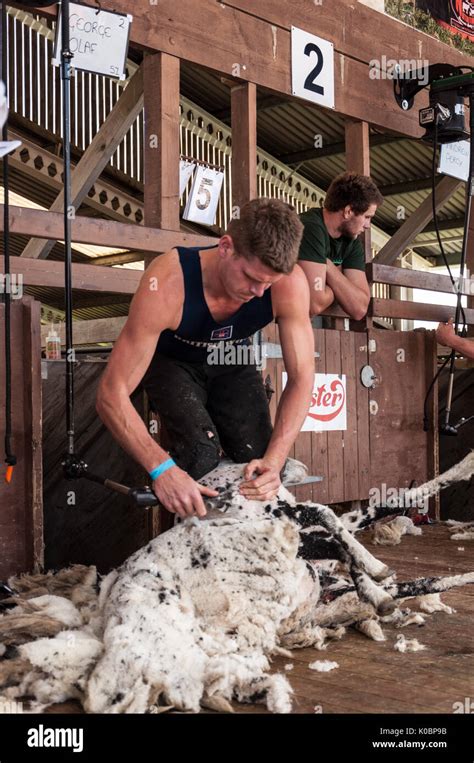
[263,324,438,508]
[368,327,438,513]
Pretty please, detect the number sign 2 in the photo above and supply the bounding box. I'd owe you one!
[291,27,335,109]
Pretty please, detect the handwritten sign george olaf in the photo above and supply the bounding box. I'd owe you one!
[283,373,347,432]
[291,27,335,110]
[53,2,132,80]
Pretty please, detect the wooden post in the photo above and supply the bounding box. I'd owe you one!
[142,53,181,535]
[22,297,43,571]
[143,53,180,269]
[231,82,257,211]
[345,119,371,261]
[345,119,372,329]
[345,120,370,175]
[0,298,43,577]
[390,258,403,331]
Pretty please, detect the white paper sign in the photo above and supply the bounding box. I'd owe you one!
[439,140,470,182]
[53,2,132,80]
[0,140,21,158]
[179,160,196,198]
[283,372,347,432]
[182,165,224,226]
[291,26,335,109]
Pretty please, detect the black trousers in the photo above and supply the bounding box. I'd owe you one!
[143,353,273,480]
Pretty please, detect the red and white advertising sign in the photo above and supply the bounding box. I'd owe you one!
[283,372,347,432]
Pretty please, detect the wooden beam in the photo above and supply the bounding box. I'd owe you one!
[88,253,145,267]
[0,205,218,250]
[223,0,471,74]
[36,0,474,138]
[231,82,257,209]
[143,53,180,233]
[371,298,474,324]
[367,263,472,295]
[20,65,145,259]
[8,254,141,293]
[41,316,127,347]
[373,176,463,265]
[33,0,466,138]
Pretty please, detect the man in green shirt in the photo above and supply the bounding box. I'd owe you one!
[298,172,383,320]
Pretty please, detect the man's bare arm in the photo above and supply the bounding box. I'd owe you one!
[298,260,335,316]
[436,319,474,360]
[325,261,370,321]
[96,252,217,517]
[240,266,315,500]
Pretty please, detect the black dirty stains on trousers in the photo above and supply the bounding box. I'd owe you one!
[143,353,273,479]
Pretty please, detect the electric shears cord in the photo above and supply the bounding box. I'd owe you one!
[56,0,160,507]
[422,114,469,434]
[0,1,158,506]
[2,1,16,484]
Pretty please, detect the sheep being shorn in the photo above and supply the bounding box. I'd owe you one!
[0,453,473,714]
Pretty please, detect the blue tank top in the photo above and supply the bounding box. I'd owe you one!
[147,245,274,365]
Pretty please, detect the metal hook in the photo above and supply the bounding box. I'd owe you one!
[95,0,101,15]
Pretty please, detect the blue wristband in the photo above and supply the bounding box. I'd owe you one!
[149,459,176,481]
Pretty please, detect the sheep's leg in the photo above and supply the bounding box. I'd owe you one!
[349,565,396,615]
[320,571,474,603]
[338,452,474,535]
[298,532,395,614]
[293,505,393,581]
[298,534,347,563]
[384,571,474,599]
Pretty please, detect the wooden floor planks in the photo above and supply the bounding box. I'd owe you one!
[246,525,474,714]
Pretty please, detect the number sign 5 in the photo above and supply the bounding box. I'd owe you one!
[291,27,335,109]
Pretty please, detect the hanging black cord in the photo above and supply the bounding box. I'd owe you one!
[61,0,75,458]
[423,355,450,431]
[1,1,16,481]
[423,108,470,431]
[441,92,474,431]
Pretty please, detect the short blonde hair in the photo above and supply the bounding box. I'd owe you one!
[226,198,304,274]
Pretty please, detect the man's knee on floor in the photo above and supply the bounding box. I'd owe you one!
[176,428,221,481]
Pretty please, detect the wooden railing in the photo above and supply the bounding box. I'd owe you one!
[367,263,474,324]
